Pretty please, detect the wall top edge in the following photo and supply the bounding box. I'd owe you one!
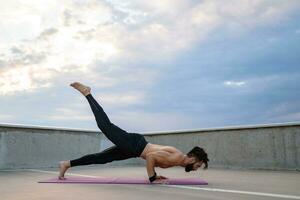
[0,122,100,133]
[1,121,300,135]
[141,121,300,135]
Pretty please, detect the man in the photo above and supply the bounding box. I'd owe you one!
[58,82,209,184]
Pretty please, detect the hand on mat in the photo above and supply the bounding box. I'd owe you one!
[156,175,168,179]
[152,175,169,184]
[58,176,66,180]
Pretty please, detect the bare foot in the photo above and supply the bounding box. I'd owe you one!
[70,82,91,96]
[58,161,71,180]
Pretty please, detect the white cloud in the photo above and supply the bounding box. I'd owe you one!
[47,108,94,121]
[0,0,118,95]
[0,0,299,95]
[0,114,14,121]
[96,91,145,106]
[224,81,246,87]
[0,66,53,95]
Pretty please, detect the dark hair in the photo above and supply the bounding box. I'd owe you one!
[187,146,209,169]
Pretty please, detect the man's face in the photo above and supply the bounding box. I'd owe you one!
[185,160,203,172]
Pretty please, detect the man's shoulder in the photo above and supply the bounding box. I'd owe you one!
[167,146,184,154]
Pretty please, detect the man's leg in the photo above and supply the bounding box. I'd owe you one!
[85,93,136,153]
[70,82,139,154]
[58,146,134,179]
[69,145,135,167]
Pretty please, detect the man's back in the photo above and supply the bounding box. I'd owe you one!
[140,143,185,168]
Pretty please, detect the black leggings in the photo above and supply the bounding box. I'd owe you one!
[70,94,148,167]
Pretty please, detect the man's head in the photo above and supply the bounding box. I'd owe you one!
[185,146,209,172]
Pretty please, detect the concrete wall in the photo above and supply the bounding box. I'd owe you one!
[0,122,299,170]
[0,124,103,169]
[141,122,300,170]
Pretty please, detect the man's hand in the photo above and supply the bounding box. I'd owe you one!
[156,175,168,179]
[151,175,169,184]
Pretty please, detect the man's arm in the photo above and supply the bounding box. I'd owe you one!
[145,151,183,176]
[146,153,156,178]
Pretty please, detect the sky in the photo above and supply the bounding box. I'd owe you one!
[0,0,300,133]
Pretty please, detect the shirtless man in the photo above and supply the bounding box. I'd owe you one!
[58,82,209,184]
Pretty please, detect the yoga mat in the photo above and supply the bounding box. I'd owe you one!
[38,176,208,185]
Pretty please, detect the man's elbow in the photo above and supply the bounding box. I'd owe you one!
[145,153,154,160]
[146,154,157,167]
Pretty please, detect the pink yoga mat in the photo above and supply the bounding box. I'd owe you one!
[38,176,208,185]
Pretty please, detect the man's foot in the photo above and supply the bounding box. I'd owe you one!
[70,82,91,96]
[58,161,71,180]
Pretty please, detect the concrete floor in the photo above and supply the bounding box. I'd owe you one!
[0,165,300,200]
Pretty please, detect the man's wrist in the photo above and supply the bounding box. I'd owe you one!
[149,172,157,183]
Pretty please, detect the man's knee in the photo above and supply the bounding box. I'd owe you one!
[96,122,111,133]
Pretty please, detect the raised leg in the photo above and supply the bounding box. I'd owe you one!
[85,94,134,151]
[70,82,139,153]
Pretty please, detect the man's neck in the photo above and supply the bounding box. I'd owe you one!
[179,155,189,167]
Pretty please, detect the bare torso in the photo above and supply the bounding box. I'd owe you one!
[139,143,185,168]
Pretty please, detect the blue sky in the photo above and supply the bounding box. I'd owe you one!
[0,0,300,132]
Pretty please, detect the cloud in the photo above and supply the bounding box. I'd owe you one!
[0,66,54,95]
[47,107,94,121]
[111,110,195,132]
[0,0,299,97]
[0,0,118,95]
[37,28,59,40]
[95,91,145,106]
[224,81,246,87]
[0,114,14,121]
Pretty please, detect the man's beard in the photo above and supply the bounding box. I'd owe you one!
[185,163,194,172]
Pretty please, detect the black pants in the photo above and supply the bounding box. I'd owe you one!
[70,94,148,167]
